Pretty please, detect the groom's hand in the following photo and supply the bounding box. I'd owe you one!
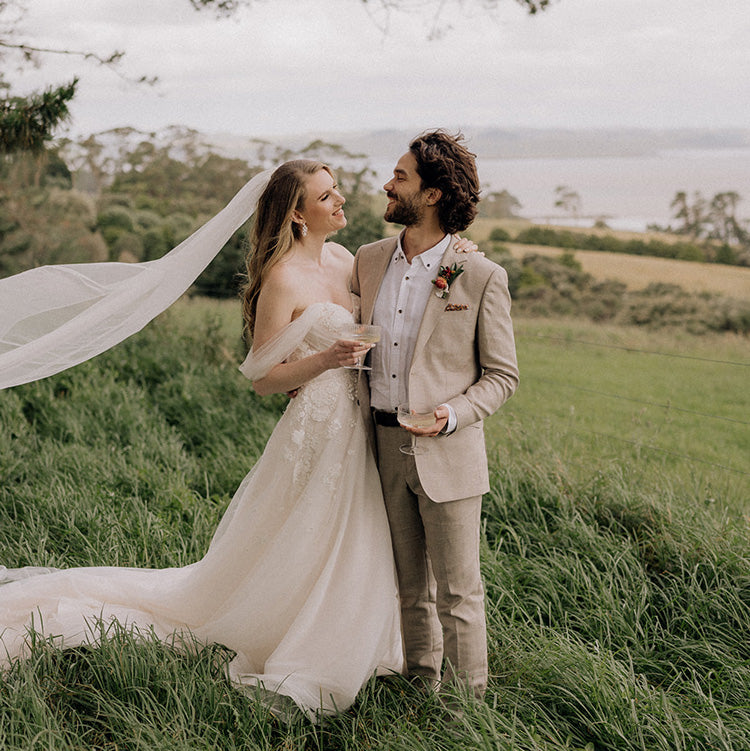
[404,405,449,437]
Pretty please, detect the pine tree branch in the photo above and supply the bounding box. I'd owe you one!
[0,79,77,153]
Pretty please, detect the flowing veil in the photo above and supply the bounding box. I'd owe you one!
[0,168,273,390]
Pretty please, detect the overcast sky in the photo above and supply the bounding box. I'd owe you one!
[13,0,750,140]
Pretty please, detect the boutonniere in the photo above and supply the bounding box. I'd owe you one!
[432,262,465,299]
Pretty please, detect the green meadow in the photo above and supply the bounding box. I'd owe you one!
[494,317,749,517]
[1,298,749,750]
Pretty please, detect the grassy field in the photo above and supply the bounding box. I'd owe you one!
[1,298,749,750]
[504,244,750,297]
[491,317,750,519]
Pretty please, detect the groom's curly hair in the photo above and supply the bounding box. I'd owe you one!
[409,130,480,234]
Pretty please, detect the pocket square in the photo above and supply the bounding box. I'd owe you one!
[445,303,469,311]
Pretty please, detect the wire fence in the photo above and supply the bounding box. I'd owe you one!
[508,331,750,482]
[519,333,750,369]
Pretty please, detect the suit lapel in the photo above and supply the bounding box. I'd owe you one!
[360,238,397,324]
[411,238,459,364]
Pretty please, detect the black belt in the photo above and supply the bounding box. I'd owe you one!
[372,409,400,427]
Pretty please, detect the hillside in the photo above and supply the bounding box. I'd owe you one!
[462,216,750,298]
[504,244,750,298]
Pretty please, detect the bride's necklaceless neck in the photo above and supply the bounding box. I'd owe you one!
[290,237,328,266]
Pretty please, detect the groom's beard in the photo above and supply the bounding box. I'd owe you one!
[384,192,425,227]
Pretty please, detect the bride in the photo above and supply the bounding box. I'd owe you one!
[0,159,406,718]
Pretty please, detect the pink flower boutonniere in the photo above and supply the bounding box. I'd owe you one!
[432,262,465,299]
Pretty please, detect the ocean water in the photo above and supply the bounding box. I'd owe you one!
[373,148,750,232]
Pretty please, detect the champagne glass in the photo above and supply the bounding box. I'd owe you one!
[397,401,436,455]
[339,323,381,370]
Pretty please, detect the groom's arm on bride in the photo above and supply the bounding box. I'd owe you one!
[350,252,362,302]
[250,269,370,397]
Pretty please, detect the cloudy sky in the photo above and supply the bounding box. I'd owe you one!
[13,0,750,139]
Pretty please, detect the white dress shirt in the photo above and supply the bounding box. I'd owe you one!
[370,233,457,432]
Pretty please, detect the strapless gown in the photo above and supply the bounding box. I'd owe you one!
[0,302,404,717]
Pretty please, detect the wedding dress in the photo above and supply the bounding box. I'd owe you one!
[0,301,404,718]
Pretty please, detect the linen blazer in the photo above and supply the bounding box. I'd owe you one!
[352,236,519,503]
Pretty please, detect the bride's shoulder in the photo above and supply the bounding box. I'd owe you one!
[260,260,297,294]
[325,241,355,268]
[325,241,353,258]
[256,262,302,321]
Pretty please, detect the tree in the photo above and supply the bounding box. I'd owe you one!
[362,0,552,38]
[0,154,108,274]
[670,190,707,239]
[107,137,260,216]
[669,190,748,249]
[0,80,77,153]
[708,191,746,246]
[554,185,581,221]
[479,189,522,219]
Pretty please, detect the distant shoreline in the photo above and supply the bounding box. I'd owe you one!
[373,146,750,233]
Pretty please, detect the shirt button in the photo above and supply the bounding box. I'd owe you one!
[405,276,409,280]
[398,309,403,314]
[392,374,397,379]
[394,342,398,346]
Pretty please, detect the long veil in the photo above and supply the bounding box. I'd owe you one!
[0,169,273,390]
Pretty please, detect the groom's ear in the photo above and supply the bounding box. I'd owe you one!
[424,187,442,206]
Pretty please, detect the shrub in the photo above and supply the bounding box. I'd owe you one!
[97,206,136,248]
[618,283,750,334]
[112,231,144,263]
[511,226,722,266]
[506,252,749,334]
[489,227,511,243]
[141,227,171,261]
[494,252,523,297]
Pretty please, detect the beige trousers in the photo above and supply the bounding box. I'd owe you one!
[375,424,487,698]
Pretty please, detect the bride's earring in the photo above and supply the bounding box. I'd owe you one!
[294,220,307,237]
[293,212,308,238]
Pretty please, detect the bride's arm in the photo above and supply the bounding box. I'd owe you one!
[250,272,368,397]
[252,344,361,397]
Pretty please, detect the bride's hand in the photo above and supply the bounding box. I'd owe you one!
[453,235,484,256]
[323,339,372,369]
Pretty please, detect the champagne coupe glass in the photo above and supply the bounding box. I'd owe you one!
[397,400,435,455]
[339,323,381,370]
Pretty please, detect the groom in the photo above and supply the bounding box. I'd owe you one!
[352,130,519,700]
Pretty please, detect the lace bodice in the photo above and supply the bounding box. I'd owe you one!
[277,303,362,491]
[286,302,355,361]
[285,302,359,416]
[239,301,358,383]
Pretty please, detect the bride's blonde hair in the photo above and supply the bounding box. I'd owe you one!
[242,159,332,339]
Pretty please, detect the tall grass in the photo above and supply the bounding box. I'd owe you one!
[0,307,284,569]
[2,301,750,750]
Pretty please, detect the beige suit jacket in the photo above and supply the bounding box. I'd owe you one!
[352,236,519,502]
